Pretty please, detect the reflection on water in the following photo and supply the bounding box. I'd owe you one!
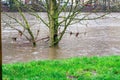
[2,13,120,64]
[49,46,60,59]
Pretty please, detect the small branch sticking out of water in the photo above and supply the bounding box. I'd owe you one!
[35,36,49,42]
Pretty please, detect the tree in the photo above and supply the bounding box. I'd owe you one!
[38,0,107,47]
[3,0,108,47]
[3,0,37,47]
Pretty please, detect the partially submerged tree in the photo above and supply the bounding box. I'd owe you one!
[36,0,108,47]
[3,0,38,47]
[3,0,109,47]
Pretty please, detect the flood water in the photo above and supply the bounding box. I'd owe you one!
[2,12,120,64]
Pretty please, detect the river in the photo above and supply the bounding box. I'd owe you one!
[2,12,120,64]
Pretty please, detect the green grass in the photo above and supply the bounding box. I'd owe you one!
[2,56,120,80]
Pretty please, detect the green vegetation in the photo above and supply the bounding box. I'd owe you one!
[2,56,120,80]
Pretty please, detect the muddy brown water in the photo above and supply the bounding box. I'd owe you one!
[2,12,120,64]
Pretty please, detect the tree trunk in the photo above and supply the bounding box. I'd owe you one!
[49,25,58,46]
[108,0,110,10]
[49,0,59,47]
[27,28,36,47]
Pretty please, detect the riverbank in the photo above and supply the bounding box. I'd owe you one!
[2,56,120,80]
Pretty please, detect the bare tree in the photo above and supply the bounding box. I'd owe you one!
[37,0,107,47]
[3,0,108,47]
[3,0,38,47]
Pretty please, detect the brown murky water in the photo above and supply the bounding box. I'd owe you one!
[2,12,120,64]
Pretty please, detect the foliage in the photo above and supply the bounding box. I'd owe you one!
[110,4,120,12]
[2,56,120,80]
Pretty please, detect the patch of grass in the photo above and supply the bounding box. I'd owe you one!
[2,56,120,80]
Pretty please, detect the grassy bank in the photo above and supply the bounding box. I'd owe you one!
[2,56,120,80]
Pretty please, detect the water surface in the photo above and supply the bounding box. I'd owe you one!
[2,12,120,64]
